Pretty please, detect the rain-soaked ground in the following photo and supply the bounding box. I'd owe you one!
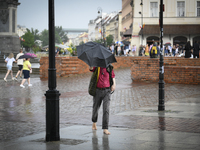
[0,68,200,144]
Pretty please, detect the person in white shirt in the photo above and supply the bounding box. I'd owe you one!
[117,44,121,56]
[4,53,16,82]
[14,49,24,80]
[111,44,114,54]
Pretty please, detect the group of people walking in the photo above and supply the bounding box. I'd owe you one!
[138,41,200,58]
[3,49,32,88]
[108,43,137,56]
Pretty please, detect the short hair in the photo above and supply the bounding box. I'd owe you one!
[20,49,23,53]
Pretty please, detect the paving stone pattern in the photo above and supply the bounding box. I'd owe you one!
[0,68,200,141]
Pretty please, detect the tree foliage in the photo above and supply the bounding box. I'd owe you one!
[106,35,114,47]
[31,28,40,41]
[22,29,34,49]
[40,29,49,47]
[39,26,68,47]
[20,26,69,50]
[55,26,69,43]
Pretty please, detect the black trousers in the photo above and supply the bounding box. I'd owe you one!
[193,53,199,58]
[92,88,111,129]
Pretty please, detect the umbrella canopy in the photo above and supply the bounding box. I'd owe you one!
[77,42,117,68]
[164,42,171,47]
[115,41,122,45]
[55,44,69,49]
[19,53,37,59]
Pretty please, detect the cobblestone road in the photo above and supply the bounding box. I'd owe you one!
[0,68,200,141]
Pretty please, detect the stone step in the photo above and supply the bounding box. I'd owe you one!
[0,67,40,74]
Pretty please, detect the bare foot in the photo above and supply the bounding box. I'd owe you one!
[92,123,97,130]
[103,129,110,135]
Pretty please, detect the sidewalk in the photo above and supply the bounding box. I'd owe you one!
[1,99,200,150]
[0,68,200,150]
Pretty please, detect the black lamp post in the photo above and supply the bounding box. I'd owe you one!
[45,0,61,141]
[158,0,165,111]
[98,7,105,45]
[140,0,143,45]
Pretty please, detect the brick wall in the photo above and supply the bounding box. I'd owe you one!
[131,57,200,84]
[40,56,134,79]
[40,56,200,84]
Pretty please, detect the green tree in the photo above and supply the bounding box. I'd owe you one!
[22,29,34,49]
[106,35,114,47]
[55,26,69,43]
[32,46,41,54]
[40,28,64,47]
[31,28,40,41]
[40,29,49,47]
[55,31,62,44]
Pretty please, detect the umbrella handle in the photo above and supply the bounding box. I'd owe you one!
[111,90,115,94]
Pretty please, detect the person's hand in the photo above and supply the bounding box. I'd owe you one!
[89,66,93,70]
[111,84,116,91]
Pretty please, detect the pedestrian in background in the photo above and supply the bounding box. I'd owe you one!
[111,44,114,54]
[4,53,16,82]
[139,45,144,56]
[164,46,168,56]
[117,44,121,56]
[145,44,149,56]
[121,44,124,55]
[193,41,200,58]
[184,41,192,58]
[107,45,110,51]
[14,49,24,80]
[150,42,160,58]
[89,66,116,135]
[168,45,172,56]
[20,58,32,88]
[172,45,176,57]
[132,45,136,56]
[115,44,118,56]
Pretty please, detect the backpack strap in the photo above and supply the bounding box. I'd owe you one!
[97,67,100,83]
[106,64,113,87]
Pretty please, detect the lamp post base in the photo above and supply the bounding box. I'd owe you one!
[45,90,60,142]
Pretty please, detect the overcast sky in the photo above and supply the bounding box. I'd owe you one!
[17,0,122,32]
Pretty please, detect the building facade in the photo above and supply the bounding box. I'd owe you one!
[131,0,200,55]
[17,25,27,37]
[63,28,88,46]
[121,0,134,40]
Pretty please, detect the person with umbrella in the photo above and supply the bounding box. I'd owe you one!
[89,65,116,135]
[19,53,36,88]
[77,42,117,135]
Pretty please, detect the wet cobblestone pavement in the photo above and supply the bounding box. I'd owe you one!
[0,68,200,142]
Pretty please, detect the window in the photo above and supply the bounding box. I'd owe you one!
[150,2,158,17]
[177,1,185,17]
[197,1,200,17]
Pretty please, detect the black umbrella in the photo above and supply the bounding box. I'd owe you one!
[19,53,37,59]
[77,42,117,68]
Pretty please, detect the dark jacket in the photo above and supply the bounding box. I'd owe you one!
[193,43,200,54]
[184,44,192,58]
